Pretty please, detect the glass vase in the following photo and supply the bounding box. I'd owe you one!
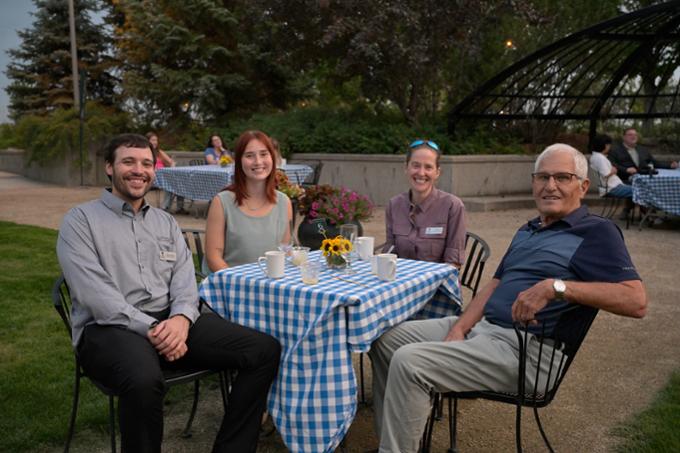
[325,253,347,270]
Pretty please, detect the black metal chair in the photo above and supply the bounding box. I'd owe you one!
[181,228,207,280]
[597,180,634,230]
[459,232,491,298]
[421,305,599,453]
[599,193,622,219]
[301,161,324,188]
[189,158,205,166]
[52,276,227,452]
[359,232,491,405]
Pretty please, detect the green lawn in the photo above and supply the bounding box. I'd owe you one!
[0,221,108,452]
[613,371,680,452]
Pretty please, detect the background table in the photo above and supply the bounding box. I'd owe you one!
[632,168,680,216]
[154,164,313,201]
[199,251,462,453]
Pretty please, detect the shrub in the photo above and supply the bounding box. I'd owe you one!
[0,123,21,149]
[13,102,129,165]
[210,107,525,157]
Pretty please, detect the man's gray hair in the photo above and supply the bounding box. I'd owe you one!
[535,143,588,180]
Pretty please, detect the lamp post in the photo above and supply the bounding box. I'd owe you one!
[78,70,86,186]
[67,0,80,110]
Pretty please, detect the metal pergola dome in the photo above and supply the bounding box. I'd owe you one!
[448,1,680,144]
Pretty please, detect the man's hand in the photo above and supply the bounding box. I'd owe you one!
[671,161,679,169]
[444,323,466,342]
[148,315,190,361]
[626,167,638,175]
[511,279,554,324]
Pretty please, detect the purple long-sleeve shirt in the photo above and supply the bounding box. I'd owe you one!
[384,188,466,266]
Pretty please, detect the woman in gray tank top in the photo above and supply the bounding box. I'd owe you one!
[204,130,292,272]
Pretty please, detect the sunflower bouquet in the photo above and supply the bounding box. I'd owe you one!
[219,154,233,167]
[319,223,352,269]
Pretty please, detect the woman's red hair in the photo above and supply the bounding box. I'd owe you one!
[226,130,278,206]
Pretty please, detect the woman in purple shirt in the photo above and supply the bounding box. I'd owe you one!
[384,139,467,267]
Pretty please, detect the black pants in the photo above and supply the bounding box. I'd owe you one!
[78,312,281,453]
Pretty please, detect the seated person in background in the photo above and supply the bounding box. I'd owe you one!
[590,133,632,199]
[204,134,233,165]
[147,131,187,214]
[57,133,280,453]
[205,130,292,272]
[369,143,647,453]
[608,127,678,183]
[383,139,466,267]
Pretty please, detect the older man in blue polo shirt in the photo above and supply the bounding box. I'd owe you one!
[369,143,648,453]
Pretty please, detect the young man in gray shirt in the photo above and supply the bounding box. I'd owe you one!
[57,133,280,453]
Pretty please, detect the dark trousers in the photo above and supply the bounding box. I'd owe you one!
[78,312,281,453]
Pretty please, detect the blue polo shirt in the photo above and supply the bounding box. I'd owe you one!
[484,205,640,334]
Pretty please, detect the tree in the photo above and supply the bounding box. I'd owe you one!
[5,0,117,120]
[258,0,622,125]
[112,0,308,127]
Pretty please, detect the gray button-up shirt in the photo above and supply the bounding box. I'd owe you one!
[57,189,200,347]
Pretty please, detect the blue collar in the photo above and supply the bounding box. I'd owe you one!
[528,205,589,231]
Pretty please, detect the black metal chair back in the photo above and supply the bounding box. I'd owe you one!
[421,305,599,453]
[181,228,207,279]
[460,232,491,297]
[52,275,226,452]
[189,159,204,166]
[302,161,324,187]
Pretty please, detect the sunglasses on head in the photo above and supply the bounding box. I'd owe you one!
[409,139,440,151]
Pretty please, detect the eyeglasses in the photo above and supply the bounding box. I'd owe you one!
[531,172,582,185]
[409,139,440,151]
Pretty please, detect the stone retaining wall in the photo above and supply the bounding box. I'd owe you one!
[2,148,677,206]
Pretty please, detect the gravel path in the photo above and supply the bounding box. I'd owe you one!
[2,170,678,453]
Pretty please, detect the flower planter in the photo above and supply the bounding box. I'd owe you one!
[297,218,363,250]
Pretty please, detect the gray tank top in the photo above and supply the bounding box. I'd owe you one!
[218,190,289,267]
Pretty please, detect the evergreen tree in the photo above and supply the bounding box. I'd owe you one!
[112,0,304,126]
[5,0,117,120]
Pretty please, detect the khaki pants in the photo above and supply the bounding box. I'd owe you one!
[369,317,562,453]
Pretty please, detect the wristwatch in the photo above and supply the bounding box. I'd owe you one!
[553,279,567,300]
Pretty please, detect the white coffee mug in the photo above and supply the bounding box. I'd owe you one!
[356,236,375,260]
[376,253,397,281]
[257,250,285,278]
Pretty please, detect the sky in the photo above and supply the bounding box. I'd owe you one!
[0,1,36,123]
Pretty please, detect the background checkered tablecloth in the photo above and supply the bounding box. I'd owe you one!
[154,164,313,201]
[632,169,680,216]
[199,251,461,453]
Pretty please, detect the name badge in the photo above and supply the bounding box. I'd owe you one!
[160,251,177,262]
[425,226,444,235]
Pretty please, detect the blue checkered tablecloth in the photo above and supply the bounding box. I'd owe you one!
[632,169,680,216]
[154,164,314,201]
[198,251,461,453]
